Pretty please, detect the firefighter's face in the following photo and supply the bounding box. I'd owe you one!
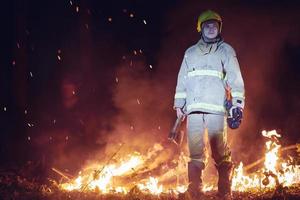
[202,21,219,39]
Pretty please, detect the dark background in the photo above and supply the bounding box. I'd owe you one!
[1,0,300,179]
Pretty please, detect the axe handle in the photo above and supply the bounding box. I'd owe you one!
[168,115,184,140]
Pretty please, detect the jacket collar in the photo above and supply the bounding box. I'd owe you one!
[196,36,224,55]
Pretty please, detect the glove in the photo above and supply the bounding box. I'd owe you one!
[225,100,243,129]
[230,106,243,121]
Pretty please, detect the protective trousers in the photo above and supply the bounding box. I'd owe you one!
[187,112,231,167]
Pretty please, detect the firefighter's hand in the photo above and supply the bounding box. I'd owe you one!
[176,108,186,121]
[229,106,243,121]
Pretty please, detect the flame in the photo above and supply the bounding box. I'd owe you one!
[137,177,163,195]
[62,175,83,191]
[231,162,261,191]
[59,130,300,195]
[60,152,144,193]
[175,185,187,193]
[202,184,214,192]
[231,130,300,191]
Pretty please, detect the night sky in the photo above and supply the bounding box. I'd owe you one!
[1,0,300,177]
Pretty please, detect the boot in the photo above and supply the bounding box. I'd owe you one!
[185,161,205,200]
[216,161,233,200]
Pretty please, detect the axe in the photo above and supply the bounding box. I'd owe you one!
[168,115,185,146]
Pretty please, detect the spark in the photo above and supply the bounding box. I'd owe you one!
[3,107,7,111]
[27,136,31,141]
[76,6,79,12]
[143,20,147,25]
[57,55,62,61]
[16,42,20,48]
[79,119,84,125]
[129,13,134,18]
[133,50,137,55]
[24,110,27,114]
[108,17,112,22]
[115,77,119,83]
[69,0,73,6]
[12,60,16,66]
[137,99,141,104]
[27,123,34,127]
[149,64,153,69]
[30,72,33,77]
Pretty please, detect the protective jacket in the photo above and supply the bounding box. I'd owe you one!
[174,38,245,115]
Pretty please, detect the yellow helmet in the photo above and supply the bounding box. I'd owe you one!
[197,10,222,33]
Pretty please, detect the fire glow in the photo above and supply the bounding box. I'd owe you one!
[232,130,300,191]
[59,130,300,195]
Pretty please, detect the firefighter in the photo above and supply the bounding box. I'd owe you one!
[174,10,245,200]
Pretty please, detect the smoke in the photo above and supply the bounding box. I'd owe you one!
[98,57,176,170]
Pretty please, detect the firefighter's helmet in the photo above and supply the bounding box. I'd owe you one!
[197,10,222,33]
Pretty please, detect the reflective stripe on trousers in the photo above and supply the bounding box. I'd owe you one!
[187,113,231,166]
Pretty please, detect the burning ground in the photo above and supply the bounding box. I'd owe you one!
[2,0,300,199]
[1,130,300,199]
[54,130,300,195]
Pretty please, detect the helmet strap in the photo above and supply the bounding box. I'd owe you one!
[201,33,222,44]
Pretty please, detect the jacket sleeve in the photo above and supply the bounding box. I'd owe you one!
[223,46,245,109]
[173,55,188,110]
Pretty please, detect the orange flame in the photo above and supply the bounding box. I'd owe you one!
[232,130,300,191]
[59,130,300,195]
